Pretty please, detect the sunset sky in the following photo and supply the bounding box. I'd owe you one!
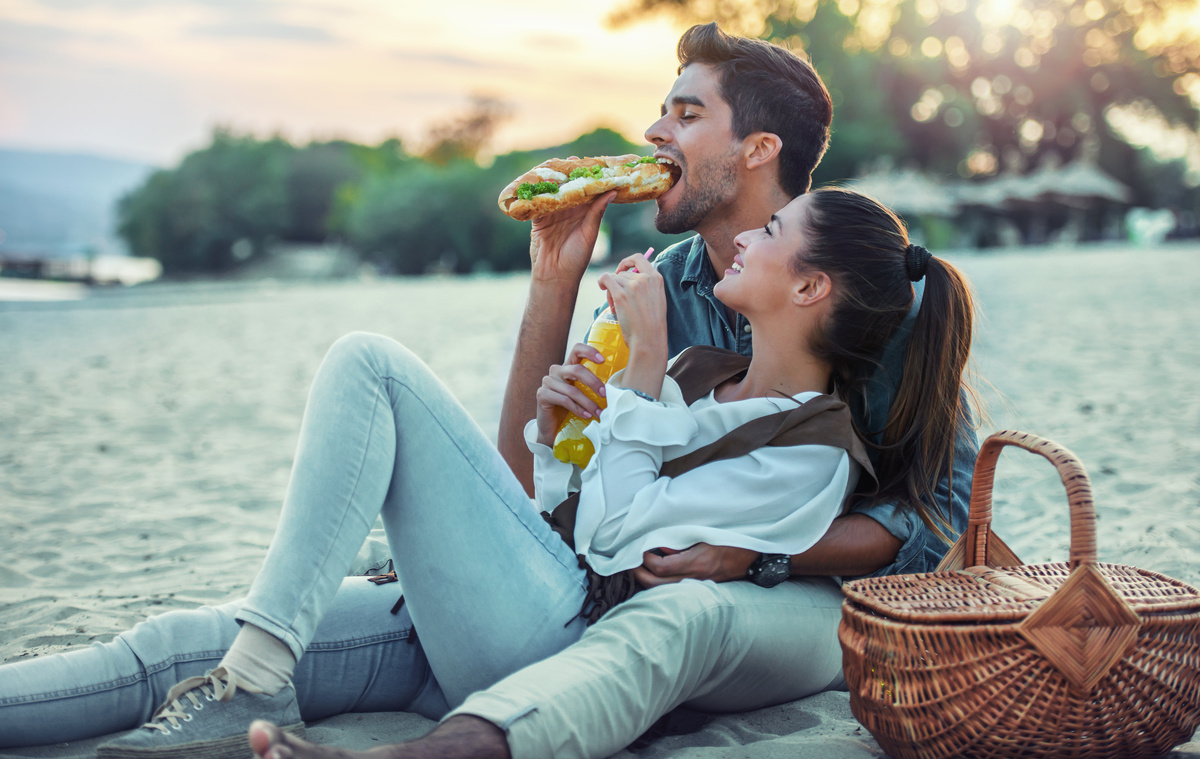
[0,0,687,165]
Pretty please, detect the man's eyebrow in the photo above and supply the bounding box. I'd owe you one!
[669,94,706,109]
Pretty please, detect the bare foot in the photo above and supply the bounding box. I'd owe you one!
[249,721,362,759]
[249,716,509,759]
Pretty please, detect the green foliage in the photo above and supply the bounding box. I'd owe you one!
[118,128,291,273]
[343,127,688,274]
[285,141,366,242]
[116,124,690,276]
[607,0,1200,199]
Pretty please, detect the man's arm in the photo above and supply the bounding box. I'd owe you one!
[632,513,901,587]
[497,193,615,496]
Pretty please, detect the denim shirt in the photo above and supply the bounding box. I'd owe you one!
[597,235,977,577]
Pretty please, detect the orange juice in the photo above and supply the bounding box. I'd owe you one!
[553,308,629,468]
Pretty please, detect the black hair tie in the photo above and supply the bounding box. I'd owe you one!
[906,244,932,282]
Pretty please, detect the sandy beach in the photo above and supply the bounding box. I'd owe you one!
[2,242,1198,757]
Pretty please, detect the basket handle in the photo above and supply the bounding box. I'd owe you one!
[954,430,1096,571]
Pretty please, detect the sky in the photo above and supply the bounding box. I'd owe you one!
[0,0,688,165]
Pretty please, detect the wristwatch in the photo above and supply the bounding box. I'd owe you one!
[747,553,791,588]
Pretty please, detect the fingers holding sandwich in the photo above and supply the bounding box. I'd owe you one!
[528,190,617,280]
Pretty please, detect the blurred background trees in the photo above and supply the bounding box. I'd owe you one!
[117,0,1199,274]
[609,0,1199,182]
[609,0,1200,244]
[118,117,687,275]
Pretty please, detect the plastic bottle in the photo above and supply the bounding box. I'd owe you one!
[553,306,629,468]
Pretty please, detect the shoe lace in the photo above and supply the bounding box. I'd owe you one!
[141,667,241,734]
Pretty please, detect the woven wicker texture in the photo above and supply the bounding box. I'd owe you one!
[839,430,1200,759]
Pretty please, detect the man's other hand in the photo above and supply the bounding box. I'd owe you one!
[633,544,758,587]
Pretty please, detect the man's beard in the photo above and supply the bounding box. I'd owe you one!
[654,150,738,235]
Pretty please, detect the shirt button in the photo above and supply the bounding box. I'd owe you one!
[743,324,752,334]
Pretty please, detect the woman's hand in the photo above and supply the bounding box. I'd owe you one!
[598,251,668,399]
[535,342,609,447]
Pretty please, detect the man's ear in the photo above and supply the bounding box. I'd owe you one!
[793,271,833,307]
[744,132,783,170]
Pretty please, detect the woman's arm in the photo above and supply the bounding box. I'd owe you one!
[597,253,669,400]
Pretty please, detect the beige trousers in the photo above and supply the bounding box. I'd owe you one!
[447,576,846,759]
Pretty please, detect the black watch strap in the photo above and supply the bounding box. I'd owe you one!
[747,553,791,588]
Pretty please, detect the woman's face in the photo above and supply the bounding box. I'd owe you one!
[714,194,814,316]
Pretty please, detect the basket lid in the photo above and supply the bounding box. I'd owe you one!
[843,562,1200,624]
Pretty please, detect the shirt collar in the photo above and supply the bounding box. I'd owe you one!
[680,236,715,292]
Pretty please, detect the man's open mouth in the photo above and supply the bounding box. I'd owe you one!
[655,156,683,183]
[655,155,683,203]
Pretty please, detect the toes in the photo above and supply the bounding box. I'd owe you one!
[266,745,295,759]
[249,720,283,757]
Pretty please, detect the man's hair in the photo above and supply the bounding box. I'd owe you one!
[677,23,832,196]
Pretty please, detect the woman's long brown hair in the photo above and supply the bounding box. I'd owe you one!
[795,188,976,542]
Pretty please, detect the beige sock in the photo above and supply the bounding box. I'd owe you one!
[219,623,297,695]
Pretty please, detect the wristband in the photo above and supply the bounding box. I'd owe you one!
[628,388,659,403]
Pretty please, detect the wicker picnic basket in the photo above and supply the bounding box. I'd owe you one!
[839,430,1200,759]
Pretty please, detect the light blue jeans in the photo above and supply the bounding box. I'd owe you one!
[0,333,590,748]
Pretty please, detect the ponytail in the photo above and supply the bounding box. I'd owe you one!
[797,188,977,542]
[879,256,976,543]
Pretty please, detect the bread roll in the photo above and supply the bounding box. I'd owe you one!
[498,154,677,221]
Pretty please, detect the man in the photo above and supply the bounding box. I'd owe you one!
[251,22,975,759]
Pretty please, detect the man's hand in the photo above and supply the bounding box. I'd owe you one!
[632,544,757,588]
[528,190,616,284]
[498,190,616,495]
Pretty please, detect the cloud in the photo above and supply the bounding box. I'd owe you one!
[187,20,338,43]
[521,32,574,51]
[390,90,464,105]
[31,0,245,9]
[392,50,527,74]
[392,50,491,69]
[0,19,126,61]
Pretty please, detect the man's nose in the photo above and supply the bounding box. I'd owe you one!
[645,116,668,145]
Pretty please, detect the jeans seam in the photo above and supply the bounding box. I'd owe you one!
[305,629,414,652]
[0,650,227,706]
[379,373,587,592]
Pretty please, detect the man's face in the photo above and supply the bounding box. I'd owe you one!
[645,63,743,235]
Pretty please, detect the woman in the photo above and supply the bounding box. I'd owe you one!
[0,188,976,758]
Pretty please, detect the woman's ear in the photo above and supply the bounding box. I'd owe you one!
[793,271,833,307]
[744,132,783,170]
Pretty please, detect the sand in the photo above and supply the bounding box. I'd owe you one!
[2,242,1199,757]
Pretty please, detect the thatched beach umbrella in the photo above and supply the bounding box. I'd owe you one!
[1028,158,1132,207]
[846,168,958,217]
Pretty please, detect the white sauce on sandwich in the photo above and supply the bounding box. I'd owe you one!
[557,175,636,194]
[531,167,569,182]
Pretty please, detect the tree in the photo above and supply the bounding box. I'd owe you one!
[423,95,512,166]
[284,141,364,242]
[118,128,291,273]
[607,0,1200,200]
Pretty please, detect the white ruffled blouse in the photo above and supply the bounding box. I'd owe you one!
[525,364,859,576]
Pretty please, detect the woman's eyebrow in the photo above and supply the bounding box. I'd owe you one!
[770,214,781,231]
